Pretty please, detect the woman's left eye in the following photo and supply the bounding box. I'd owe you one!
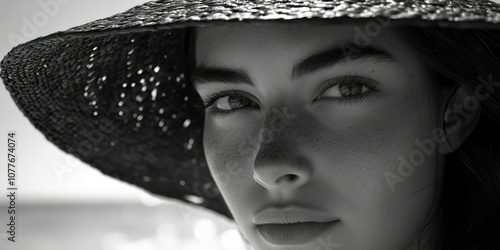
[314,75,381,104]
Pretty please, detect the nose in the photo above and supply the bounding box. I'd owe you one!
[253,154,312,190]
[252,108,313,191]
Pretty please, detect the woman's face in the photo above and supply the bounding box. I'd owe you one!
[194,22,445,250]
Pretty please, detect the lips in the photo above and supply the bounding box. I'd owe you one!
[253,203,339,245]
[256,221,339,245]
[253,204,337,224]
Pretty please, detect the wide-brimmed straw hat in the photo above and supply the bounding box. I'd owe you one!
[2,0,500,220]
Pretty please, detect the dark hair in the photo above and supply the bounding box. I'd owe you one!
[396,25,500,249]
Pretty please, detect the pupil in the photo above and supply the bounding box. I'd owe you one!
[228,96,245,108]
[339,84,362,97]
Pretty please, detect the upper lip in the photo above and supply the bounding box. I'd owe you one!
[253,203,338,225]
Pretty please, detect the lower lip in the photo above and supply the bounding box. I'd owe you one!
[256,221,339,245]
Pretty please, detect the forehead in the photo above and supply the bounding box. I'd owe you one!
[195,21,406,67]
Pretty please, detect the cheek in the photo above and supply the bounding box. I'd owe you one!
[314,70,439,193]
[313,86,440,246]
[202,116,260,195]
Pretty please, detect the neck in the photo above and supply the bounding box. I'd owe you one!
[406,216,442,250]
[407,156,445,250]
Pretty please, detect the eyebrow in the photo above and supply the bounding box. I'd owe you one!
[193,43,396,88]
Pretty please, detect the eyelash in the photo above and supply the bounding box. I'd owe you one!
[201,75,380,119]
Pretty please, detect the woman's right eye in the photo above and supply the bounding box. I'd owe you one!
[202,90,259,118]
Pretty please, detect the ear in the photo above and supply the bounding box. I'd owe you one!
[438,85,482,154]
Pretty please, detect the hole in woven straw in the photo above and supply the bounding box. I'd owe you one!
[186,138,194,150]
[151,88,158,101]
[183,119,191,128]
[184,195,204,205]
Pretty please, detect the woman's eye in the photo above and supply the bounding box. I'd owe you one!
[321,83,369,98]
[202,90,259,118]
[213,95,253,111]
[314,75,380,103]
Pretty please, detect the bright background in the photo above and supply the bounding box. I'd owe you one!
[0,1,244,250]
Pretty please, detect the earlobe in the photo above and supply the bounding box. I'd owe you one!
[438,85,482,154]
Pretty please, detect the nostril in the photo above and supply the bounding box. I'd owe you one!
[276,174,298,184]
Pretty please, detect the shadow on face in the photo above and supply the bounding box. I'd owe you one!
[193,21,445,250]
